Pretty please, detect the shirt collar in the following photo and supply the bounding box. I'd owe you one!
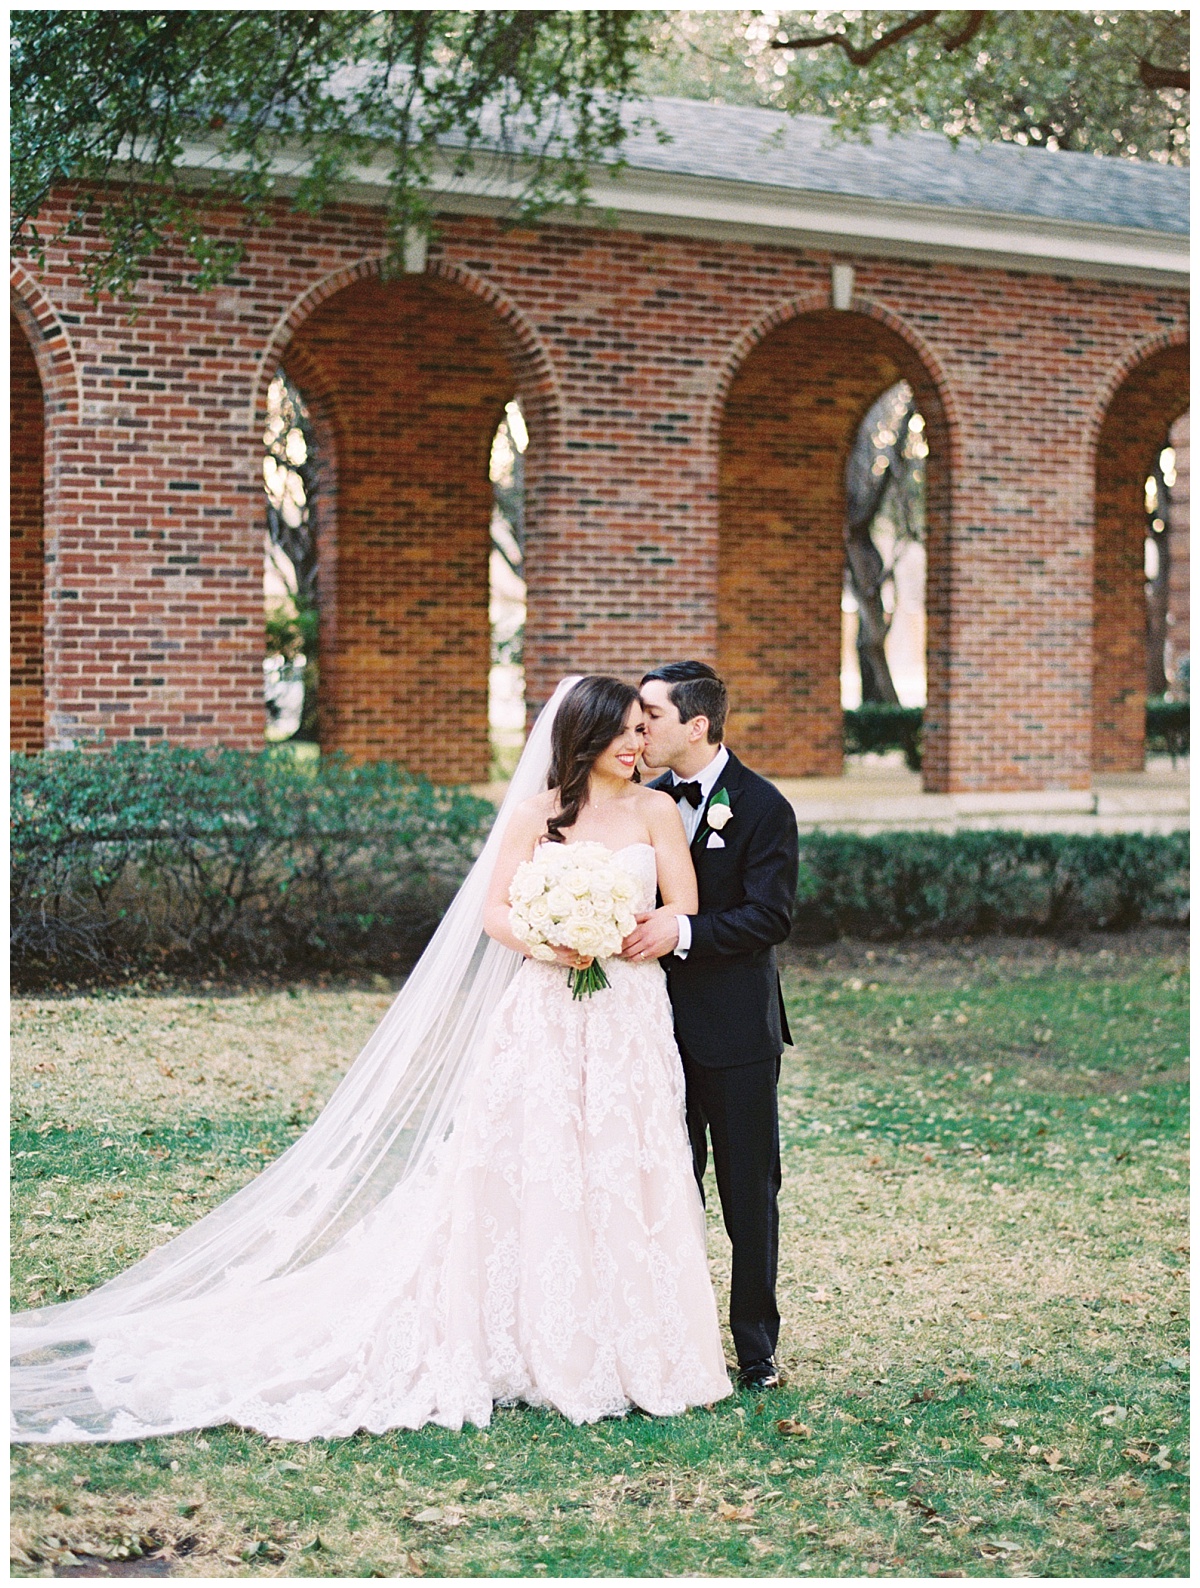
[673,745,728,797]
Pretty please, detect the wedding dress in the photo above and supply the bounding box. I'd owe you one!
[11,682,731,1442]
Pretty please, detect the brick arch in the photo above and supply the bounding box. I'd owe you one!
[263,268,543,777]
[250,253,562,446]
[10,265,81,421]
[1085,325,1190,458]
[704,289,962,470]
[713,299,954,784]
[1090,333,1190,772]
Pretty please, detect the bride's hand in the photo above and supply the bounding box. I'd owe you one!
[550,945,594,970]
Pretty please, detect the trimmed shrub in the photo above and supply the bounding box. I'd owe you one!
[845,701,1189,771]
[843,704,923,770]
[11,745,495,985]
[1145,697,1190,760]
[792,830,1189,943]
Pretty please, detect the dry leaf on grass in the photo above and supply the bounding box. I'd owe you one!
[980,1435,1004,1449]
[777,1419,812,1437]
[717,1500,756,1522]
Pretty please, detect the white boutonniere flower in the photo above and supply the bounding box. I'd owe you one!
[705,791,733,830]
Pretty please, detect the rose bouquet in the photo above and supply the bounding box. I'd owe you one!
[508,840,641,998]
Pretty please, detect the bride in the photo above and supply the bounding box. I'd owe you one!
[12,676,732,1442]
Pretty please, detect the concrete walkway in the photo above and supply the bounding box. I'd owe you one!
[473,754,1187,834]
[776,754,1189,835]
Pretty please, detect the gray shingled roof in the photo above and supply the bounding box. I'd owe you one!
[609,95,1188,236]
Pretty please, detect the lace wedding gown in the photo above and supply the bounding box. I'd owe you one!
[17,842,731,1441]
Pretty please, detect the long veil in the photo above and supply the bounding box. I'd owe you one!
[12,677,582,1442]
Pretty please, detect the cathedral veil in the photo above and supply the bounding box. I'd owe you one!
[11,678,583,1442]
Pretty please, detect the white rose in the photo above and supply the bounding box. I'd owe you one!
[564,868,592,897]
[545,885,575,919]
[618,912,638,937]
[706,802,733,830]
[565,920,607,957]
[510,868,543,905]
[569,898,597,921]
[527,894,552,925]
[611,874,638,903]
[529,943,558,962]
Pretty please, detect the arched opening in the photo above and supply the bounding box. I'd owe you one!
[1093,345,1189,771]
[488,399,527,778]
[840,380,928,711]
[717,308,950,781]
[10,309,45,754]
[276,275,528,780]
[263,371,321,746]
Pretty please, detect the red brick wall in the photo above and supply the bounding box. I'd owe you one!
[10,311,45,753]
[12,190,1189,787]
[1092,345,1189,771]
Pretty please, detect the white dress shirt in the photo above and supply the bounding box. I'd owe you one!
[671,745,728,958]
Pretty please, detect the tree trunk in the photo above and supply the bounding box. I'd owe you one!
[1146,457,1171,697]
[846,532,901,705]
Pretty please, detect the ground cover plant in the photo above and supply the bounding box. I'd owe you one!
[10,933,1188,1578]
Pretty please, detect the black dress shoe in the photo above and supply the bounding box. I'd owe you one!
[736,1357,780,1391]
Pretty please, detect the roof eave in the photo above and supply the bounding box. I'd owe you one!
[172,141,1189,286]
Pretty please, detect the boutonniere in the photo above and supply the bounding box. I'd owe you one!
[705,789,733,831]
[697,787,733,847]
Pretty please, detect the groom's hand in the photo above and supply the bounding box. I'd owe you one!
[622,908,680,961]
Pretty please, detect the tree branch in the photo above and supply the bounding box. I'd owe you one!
[770,11,942,67]
[1139,58,1189,93]
[940,12,989,53]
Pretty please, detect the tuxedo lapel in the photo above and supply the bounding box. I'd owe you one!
[691,752,745,854]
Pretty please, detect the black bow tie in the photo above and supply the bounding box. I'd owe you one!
[671,780,704,809]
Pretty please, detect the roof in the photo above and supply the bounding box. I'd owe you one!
[611,95,1188,237]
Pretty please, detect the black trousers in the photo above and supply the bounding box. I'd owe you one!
[679,1045,781,1369]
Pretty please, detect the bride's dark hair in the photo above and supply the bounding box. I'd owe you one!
[545,675,642,844]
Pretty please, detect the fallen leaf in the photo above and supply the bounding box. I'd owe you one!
[944,1369,974,1385]
[777,1419,812,1438]
[980,1435,1004,1449]
[717,1500,755,1522]
[1043,1449,1069,1469]
[1133,1540,1156,1552]
[811,1287,833,1304]
[967,1310,985,1321]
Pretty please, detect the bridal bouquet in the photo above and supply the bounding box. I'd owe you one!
[508,841,641,998]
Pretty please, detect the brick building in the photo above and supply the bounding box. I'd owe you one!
[10,98,1189,789]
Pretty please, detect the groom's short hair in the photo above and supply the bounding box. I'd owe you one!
[640,661,727,744]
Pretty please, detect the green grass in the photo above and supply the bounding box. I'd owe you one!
[11,934,1189,1577]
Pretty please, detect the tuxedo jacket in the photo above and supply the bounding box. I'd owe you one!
[651,752,799,1069]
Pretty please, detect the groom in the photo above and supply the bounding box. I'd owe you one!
[625,661,800,1391]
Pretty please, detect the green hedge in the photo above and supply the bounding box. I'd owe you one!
[843,704,923,770]
[12,749,1189,987]
[792,830,1189,943]
[11,745,495,985]
[1145,698,1190,759]
[846,700,1189,769]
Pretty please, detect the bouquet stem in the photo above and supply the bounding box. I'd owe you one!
[568,960,610,999]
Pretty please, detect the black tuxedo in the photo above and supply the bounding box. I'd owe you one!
[652,752,800,1369]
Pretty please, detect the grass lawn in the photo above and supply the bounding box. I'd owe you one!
[10,932,1189,1578]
